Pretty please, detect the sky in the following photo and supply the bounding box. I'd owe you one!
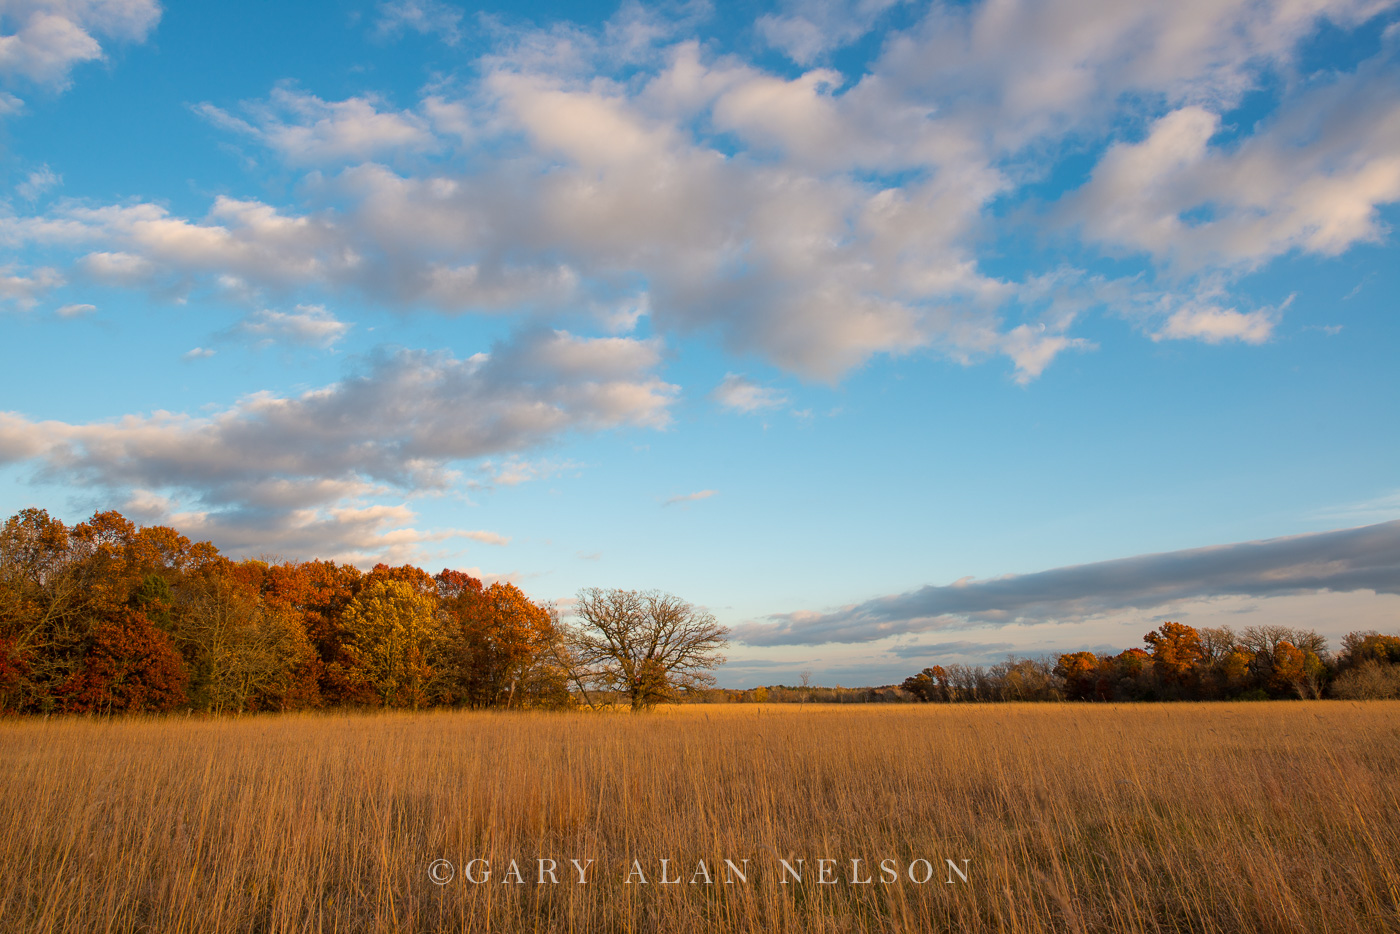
[1,0,1398,687]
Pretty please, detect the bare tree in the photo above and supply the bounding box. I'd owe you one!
[564,588,728,710]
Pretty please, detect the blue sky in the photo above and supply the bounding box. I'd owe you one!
[1,0,1398,685]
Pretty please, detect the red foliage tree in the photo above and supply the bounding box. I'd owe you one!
[58,608,188,713]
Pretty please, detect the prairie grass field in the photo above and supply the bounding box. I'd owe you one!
[1,702,1397,934]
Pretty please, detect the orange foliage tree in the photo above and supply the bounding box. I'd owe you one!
[436,572,564,708]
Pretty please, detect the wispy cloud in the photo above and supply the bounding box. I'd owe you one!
[16,165,59,200]
[462,529,510,546]
[712,374,789,413]
[373,0,464,45]
[194,87,436,166]
[1313,490,1400,525]
[664,489,718,506]
[229,304,351,348]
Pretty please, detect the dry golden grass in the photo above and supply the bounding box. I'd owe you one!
[1,702,1397,934]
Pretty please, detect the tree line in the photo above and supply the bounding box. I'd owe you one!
[900,621,1400,703]
[6,506,1394,714]
[0,507,727,715]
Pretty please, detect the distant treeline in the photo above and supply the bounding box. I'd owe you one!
[684,624,1400,705]
[0,508,572,715]
[858,624,1398,704]
[902,623,1400,702]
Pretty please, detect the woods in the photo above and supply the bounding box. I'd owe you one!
[0,507,578,714]
[900,621,1400,703]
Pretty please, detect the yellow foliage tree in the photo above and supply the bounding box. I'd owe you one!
[341,579,440,709]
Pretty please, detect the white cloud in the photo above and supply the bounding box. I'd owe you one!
[4,0,1398,385]
[462,529,510,546]
[119,491,492,568]
[882,0,1393,146]
[55,301,94,316]
[1154,304,1274,344]
[712,373,789,413]
[15,164,59,200]
[181,346,215,360]
[0,264,61,309]
[196,87,437,165]
[999,324,1093,383]
[1067,58,1400,269]
[373,0,463,45]
[231,304,351,348]
[0,0,160,89]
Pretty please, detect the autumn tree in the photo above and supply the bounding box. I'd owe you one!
[261,560,363,704]
[172,564,316,713]
[1055,652,1102,700]
[341,577,441,708]
[564,588,728,710]
[1235,626,1329,698]
[436,571,565,708]
[902,665,948,702]
[1144,622,1205,689]
[1339,631,1400,667]
[56,607,188,713]
[0,509,83,710]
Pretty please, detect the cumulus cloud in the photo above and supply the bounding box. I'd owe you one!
[0,330,676,562]
[882,0,1393,146]
[4,0,1398,382]
[1065,58,1400,269]
[0,0,160,89]
[0,264,61,309]
[737,520,1400,645]
[712,374,788,413]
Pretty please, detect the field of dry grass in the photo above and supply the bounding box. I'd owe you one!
[1,702,1397,934]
